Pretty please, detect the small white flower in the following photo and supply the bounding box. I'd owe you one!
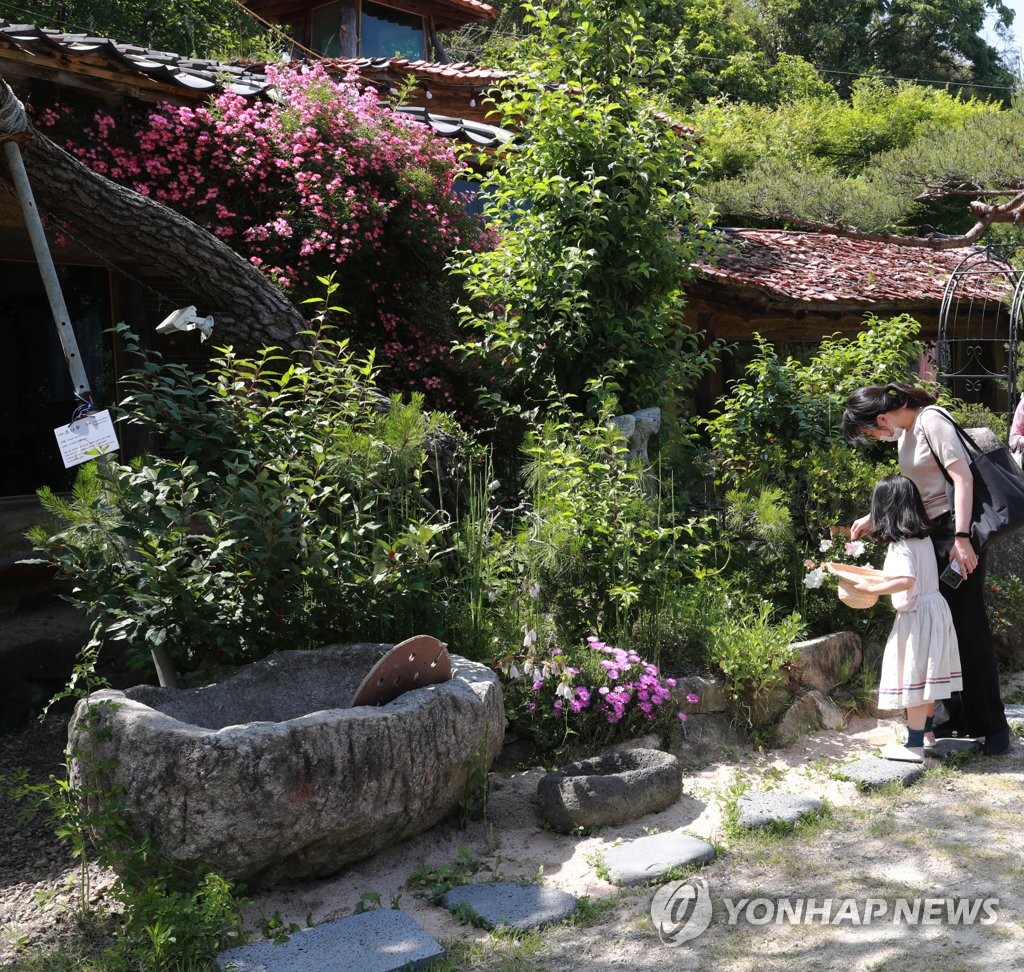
[803,567,825,590]
[528,581,541,599]
[845,540,866,559]
[486,590,497,603]
[508,663,520,679]
[488,479,500,491]
[819,538,834,553]
[542,664,551,679]
[555,682,574,699]
[522,627,537,648]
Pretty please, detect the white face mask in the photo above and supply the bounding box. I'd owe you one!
[875,429,899,443]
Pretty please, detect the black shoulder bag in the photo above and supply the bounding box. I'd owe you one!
[920,406,1024,550]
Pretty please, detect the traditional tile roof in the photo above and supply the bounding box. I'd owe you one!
[0,20,270,101]
[0,20,511,145]
[394,106,511,146]
[700,228,1011,305]
[326,55,507,121]
[337,55,507,86]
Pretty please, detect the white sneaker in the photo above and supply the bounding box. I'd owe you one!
[881,743,924,763]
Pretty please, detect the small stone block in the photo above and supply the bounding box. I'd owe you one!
[736,792,824,830]
[925,738,982,758]
[441,882,576,930]
[601,832,715,887]
[1004,704,1024,724]
[217,909,443,972]
[837,756,925,789]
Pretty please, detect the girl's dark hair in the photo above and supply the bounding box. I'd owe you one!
[868,474,932,544]
[841,383,938,443]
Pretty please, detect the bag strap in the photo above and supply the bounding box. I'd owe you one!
[917,406,981,488]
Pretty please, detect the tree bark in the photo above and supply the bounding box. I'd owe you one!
[0,73,307,350]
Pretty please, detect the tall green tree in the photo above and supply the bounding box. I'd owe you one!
[451,0,720,417]
[10,0,269,59]
[756,0,1015,95]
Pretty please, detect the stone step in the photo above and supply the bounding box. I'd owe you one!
[736,792,824,830]
[217,908,443,972]
[442,881,576,930]
[601,832,715,887]
[836,755,926,790]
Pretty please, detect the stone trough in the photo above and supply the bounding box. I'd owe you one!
[68,643,504,887]
[537,748,682,833]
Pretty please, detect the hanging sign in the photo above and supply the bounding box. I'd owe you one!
[54,410,119,468]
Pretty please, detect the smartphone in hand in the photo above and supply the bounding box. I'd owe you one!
[940,560,964,589]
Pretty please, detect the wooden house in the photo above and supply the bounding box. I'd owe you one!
[685,228,1014,412]
[0,9,506,566]
[241,0,506,122]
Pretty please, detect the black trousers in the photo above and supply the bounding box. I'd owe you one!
[932,513,1008,738]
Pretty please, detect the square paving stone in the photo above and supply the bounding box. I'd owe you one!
[441,881,576,930]
[926,737,982,759]
[837,755,925,790]
[217,909,443,972]
[736,792,824,829]
[601,831,715,887]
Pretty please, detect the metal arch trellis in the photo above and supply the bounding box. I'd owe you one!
[937,246,1023,428]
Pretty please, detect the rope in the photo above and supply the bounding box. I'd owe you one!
[0,76,29,134]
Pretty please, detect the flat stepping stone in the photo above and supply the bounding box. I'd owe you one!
[601,832,715,887]
[1004,704,1024,724]
[926,738,982,758]
[837,755,925,790]
[441,882,575,930]
[217,909,443,972]
[736,792,824,829]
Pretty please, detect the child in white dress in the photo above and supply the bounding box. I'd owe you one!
[840,475,962,762]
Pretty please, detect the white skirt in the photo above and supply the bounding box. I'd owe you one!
[877,593,963,708]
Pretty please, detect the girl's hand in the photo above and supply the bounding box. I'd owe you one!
[850,514,871,540]
[951,536,978,577]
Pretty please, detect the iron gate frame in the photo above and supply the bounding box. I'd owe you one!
[937,246,1022,428]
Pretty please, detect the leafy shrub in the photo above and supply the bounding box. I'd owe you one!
[469,407,715,665]
[451,0,721,417]
[702,595,805,731]
[502,637,689,756]
[987,573,1024,660]
[29,322,465,677]
[6,699,248,970]
[702,314,922,635]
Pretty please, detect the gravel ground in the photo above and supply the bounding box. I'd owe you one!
[4,693,1024,971]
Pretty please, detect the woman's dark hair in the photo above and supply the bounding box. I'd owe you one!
[841,383,938,443]
[868,474,932,544]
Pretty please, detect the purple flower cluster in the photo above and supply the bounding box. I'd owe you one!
[509,637,692,742]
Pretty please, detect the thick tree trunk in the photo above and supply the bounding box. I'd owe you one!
[0,74,307,349]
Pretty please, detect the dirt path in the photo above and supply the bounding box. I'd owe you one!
[4,681,1024,971]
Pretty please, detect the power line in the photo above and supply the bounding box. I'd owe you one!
[1,1,1017,95]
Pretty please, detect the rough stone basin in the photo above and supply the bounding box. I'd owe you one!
[536,748,682,833]
[68,644,504,886]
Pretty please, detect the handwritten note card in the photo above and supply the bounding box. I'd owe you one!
[54,410,119,468]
